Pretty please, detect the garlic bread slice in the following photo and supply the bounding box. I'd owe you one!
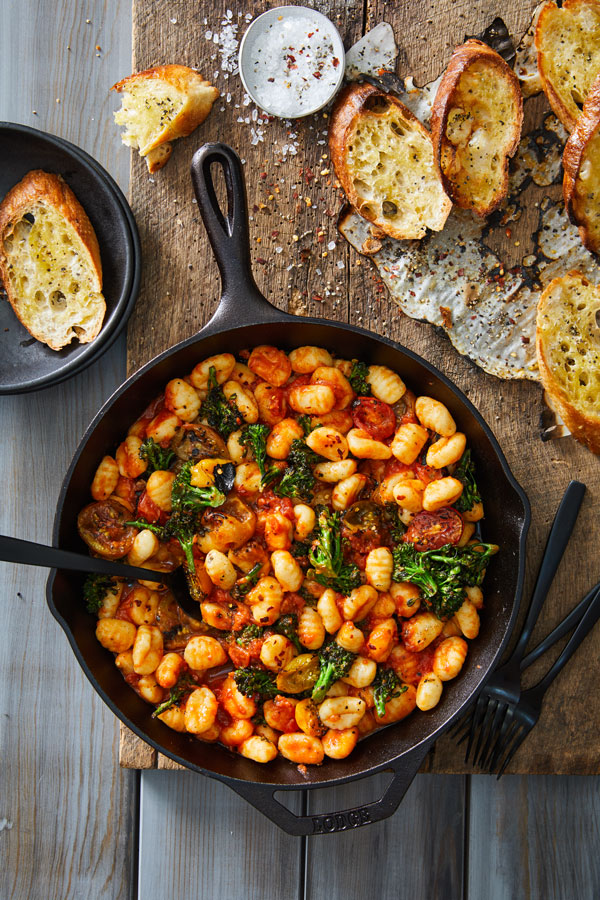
[563,73,600,254]
[535,0,600,131]
[0,170,105,351]
[329,83,451,241]
[536,271,600,454]
[430,40,523,217]
[112,65,218,172]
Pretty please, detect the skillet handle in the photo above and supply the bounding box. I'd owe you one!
[190,142,279,327]
[227,743,430,836]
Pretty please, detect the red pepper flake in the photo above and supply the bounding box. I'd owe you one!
[260,172,267,180]
[256,258,268,266]
[521,336,530,344]
[409,290,416,297]
[271,230,280,237]
[312,293,324,302]
[457,267,465,277]
[333,57,340,67]
[313,71,322,79]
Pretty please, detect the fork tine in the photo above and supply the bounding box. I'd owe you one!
[494,723,528,778]
[463,694,491,762]
[471,697,500,766]
[449,707,473,740]
[486,707,516,772]
[479,703,512,769]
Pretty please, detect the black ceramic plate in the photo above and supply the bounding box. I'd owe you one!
[0,123,141,394]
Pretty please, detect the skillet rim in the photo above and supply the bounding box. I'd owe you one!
[47,310,531,792]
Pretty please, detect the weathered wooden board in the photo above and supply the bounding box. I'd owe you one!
[0,2,135,898]
[122,0,600,775]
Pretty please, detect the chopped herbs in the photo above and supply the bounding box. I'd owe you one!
[309,508,361,593]
[201,366,244,439]
[392,541,498,619]
[348,359,372,396]
[138,437,175,473]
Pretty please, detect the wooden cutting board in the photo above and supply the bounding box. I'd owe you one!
[120,0,600,774]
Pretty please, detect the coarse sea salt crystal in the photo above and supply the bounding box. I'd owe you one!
[243,15,342,117]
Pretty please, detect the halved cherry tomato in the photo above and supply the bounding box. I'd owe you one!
[136,489,165,525]
[403,508,463,551]
[77,498,137,559]
[352,398,396,440]
[415,462,444,484]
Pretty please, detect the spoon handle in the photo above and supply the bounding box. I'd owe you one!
[0,534,165,584]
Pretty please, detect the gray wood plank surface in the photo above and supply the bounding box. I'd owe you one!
[468,775,600,900]
[0,2,133,899]
[138,771,303,900]
[305,774,466,897]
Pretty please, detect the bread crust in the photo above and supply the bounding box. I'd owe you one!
[0,170,104,349]
[535,0,600,132]
[329,82,451,240]
[430,39,523,216]
[111,64,219,167]
[563,72,600,254]
[536,271,600,454]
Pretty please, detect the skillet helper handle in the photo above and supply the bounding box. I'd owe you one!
[190,142,260,301]
[509,480,586,664]
[0,534,170,585]
[228,744,429,836]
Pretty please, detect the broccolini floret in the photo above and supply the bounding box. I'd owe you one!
[308,508,361,594]
[454,450,482,514]
[138,437,175,473]
[348,359,372,396]
[201,366,244,439]
[240,423,270,477]
[273,613,302,652]
[235,623,263,647]
[311,641,355,703]
[271,439,319,501]
[372,667,407,718]
[83,573,114,614]
[234,666,278,699]
[392,541,498,619]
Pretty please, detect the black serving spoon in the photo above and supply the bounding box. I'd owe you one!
[0,535,200,617]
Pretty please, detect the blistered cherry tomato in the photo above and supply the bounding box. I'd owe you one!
[77,499,138,559]
[404,508,463,551]
[352,398,396,440]
[136,489,164,525]
[415,462,444,484]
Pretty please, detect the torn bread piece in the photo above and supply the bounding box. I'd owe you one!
[430,39,523,216]
[0,170,105,351]
[328,82,451,240]
[112,65,219,172]
[536,271,600,453]
[563,72,600,255]
[535,0,600,132]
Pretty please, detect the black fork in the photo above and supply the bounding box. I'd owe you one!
[451,480,586,766]
[487,583,600,776]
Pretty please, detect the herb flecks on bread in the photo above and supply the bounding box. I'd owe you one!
[563,72,600,255]
[0,170,105,351]
[430,40,523,217]
[535,0,600,132]
[112,65,219,173]
[536,271,600,454]
[329,83,451,241]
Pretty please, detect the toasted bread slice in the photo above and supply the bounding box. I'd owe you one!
[0,170,105,351]
[563,73,600,254]
[535,0,600,132]
[536,271,600,453]
[328,83,451,240]
[430,40,523,216]
[112,65,219,172]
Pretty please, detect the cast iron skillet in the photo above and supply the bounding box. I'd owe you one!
[48,143,530,836]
